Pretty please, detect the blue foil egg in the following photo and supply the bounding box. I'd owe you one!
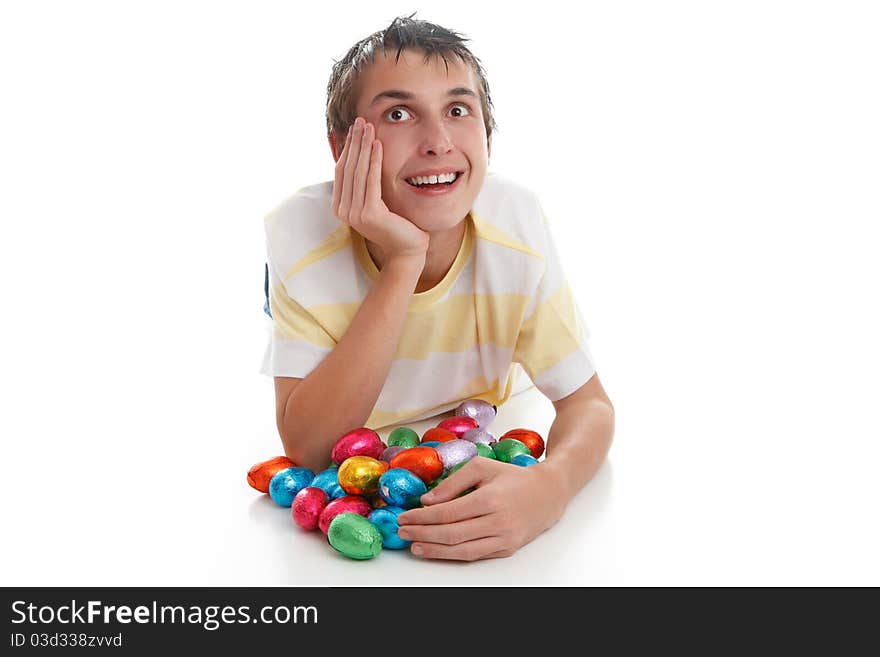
[369,506,410,549]
[310,466,346,500]
[511,454,539,467]
[268,466,315,507]
[421,441,441,448]
[379,468,427,508]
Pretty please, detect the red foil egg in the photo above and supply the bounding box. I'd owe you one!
[436,416,479,438]
[247,456,296,493]
[318,495,373,535]
[331,428,385,465]
[337,456,389,496]
[390,446,444,485]
[291,486,328,531]
[500,428,545,459]
[421,427,457,443]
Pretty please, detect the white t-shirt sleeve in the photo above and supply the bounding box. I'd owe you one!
[259,240,334,379]
[512,215,596,401]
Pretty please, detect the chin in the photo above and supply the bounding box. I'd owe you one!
[407,207,470,233]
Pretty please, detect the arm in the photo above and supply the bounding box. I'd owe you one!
[540,373,615,502]
[276,254,423,471]
[274,117,429,472]
[397,373,614,561]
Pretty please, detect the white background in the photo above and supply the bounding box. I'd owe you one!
[1,0,878,586]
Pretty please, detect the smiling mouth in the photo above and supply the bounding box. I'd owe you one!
[404,171,465,193]
[404,171,464,190]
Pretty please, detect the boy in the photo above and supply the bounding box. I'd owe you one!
[261,15,614,561]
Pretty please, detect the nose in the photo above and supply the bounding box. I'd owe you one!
[418,117,454,156]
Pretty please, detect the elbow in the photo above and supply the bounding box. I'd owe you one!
[278,425,331,474]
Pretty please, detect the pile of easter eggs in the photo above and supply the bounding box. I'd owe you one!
[246,399,545,560]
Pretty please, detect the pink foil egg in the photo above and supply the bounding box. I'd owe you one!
[291,487,328,531]
[318,495,373,535]
[462,427,496,446]
[437,416,479,438]
[331,428,385,465]
[455,399,497,428]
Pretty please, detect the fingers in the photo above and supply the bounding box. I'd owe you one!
[398,486,493,527]
[334,117,376,226]
[410,536,507,562]
[366,136,382,209]
[350,122,374,221]
[397,515,496,547]
[421,457,495,504]
[331,123,353,220]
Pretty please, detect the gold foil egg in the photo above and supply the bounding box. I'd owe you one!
[337,456,389,496]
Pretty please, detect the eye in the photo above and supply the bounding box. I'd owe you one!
[450,103,471,117]
[386,107,412,122]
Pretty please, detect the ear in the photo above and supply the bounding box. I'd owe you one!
[329,132,341,162]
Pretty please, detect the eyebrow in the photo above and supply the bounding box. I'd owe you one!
[368,87,477,107]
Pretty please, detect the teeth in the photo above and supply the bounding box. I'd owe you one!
[406,172,458,186]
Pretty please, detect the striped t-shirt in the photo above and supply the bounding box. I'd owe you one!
[260,172,596,429]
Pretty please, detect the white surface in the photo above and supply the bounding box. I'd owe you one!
[2,1,879,586]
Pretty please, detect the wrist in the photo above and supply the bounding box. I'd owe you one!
[536,456,576,503]
[385,252,426,276]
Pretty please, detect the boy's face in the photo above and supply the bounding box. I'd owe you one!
[340,48,490,233]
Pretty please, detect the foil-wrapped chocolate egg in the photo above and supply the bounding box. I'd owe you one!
[381,445,407,462]
[492,438,532,464]
[390,446,444,485]
[437,416,479,438]
[291,486,328,530]
[475,442,496,459]
[331,427,385,465]
[500,428,545,459]
[462,427,496,446]
[310,466,346,500]
[369,506,410,549]
[318,495,373,534]
[247,455,296,493]
[421,441,441,448]
[379,468,427,508]
[327,512,383,560]
[435,439,478,471]
[421,427,457,443]
[455,399,497,428]
[511,454,539,467]
[337,456,389,496]
[387,427,420,448]
[268,466,315,507]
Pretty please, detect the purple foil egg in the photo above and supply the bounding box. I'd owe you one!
[462,427,496,446]
[435,439,478,471]
[455,399,497,428]
[381,445,407,462]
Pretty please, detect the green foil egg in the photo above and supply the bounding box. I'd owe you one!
[327,512,383,560]
[475,442,496,459]
[492,438,531,463]
[387,427,420,449]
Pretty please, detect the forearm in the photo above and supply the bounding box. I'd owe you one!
[280,255,424,470]
[539,393,615,503]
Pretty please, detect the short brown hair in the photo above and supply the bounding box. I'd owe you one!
[325,13,497,147]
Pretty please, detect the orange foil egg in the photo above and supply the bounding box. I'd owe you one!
[437,416,479,438]
[500,428,545,459]
[421,427,457,444]
[390,446,444,485]
[247,456,296,493]
[337,456,389,496]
